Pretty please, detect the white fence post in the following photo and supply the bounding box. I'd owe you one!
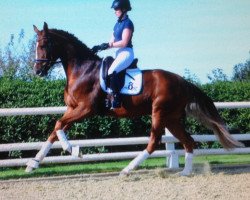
[165,128,179,169]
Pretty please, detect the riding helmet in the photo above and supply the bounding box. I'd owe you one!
[111,0,132,11]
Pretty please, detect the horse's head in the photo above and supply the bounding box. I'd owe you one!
[33,22,59,77]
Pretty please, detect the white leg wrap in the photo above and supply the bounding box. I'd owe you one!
[56,130,72,153]
[26,159,40,169]
[25,141,52,173]
[120,149,150,175]
[35,141,53,161]
[180,152,193,176]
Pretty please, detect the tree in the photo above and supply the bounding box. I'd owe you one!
[0,29,64,81]
[0,29,36,80]
[207,68,228,83]
[232,54,250,81]
[183,68,201,85]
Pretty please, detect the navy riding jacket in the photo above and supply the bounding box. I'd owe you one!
[113,15,134,48]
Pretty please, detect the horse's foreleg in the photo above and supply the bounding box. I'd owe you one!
[55,129,81,157]
[25,140,53,172]
[25,125,69,173]
[54,104,91,157]
[25,106,89,173]
[54,105,92,157]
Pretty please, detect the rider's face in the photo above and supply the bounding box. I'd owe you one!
[114,9,122,18]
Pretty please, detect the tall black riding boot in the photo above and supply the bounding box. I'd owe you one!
[110,71,121,109]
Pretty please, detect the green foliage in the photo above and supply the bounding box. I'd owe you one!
[232,54,250,81]
[0,78,65,143]
[204,81,250,133]
[202,81,250,101]
[0,77,65,107]
[183,68,201,85]
[0,30,36,80]
[207,68,228,83]
[0,30,62,81]
[0,78,153,145]
[185,81,250,136]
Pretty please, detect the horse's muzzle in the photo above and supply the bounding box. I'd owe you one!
[34,69,48,77]
[34,65,48,77]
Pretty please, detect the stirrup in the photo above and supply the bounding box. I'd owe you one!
[111,100,121,109]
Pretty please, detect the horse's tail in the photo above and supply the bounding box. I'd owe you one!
[185,81,244,149]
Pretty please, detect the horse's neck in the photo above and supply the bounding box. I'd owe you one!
[58,42,101,78]
[63,56,101,83]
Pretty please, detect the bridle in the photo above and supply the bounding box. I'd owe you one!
[34,36,62,67]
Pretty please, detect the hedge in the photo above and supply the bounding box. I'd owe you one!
[185,81,250,135]
[0,78,249,149]
[0,78,152,145]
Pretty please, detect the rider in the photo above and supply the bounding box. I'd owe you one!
[92,0,134,109]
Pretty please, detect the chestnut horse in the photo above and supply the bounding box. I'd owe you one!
[26,22,243,176]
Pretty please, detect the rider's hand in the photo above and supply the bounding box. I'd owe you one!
[100,43,109,50]
[91,43,109,54]
[91,45,100,54]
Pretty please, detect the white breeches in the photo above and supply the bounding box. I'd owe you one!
[108,47,134,75]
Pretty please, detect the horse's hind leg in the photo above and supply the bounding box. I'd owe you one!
[166,119,195,176]
[120,108,165,176]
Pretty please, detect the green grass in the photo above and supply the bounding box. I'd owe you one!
[0,154,249,180]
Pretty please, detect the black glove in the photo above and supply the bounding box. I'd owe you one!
[99,43,109,50]
[91,45,100,54]
[91,43,109,54]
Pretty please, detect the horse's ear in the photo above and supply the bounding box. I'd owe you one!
[33,25,40,34]
[43,22,49,33]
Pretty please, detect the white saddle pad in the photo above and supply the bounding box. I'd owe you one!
[100,66,142,95]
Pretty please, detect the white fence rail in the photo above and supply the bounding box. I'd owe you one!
[0,102,249,168]
[0,134,249,168]
[0,102,250,117]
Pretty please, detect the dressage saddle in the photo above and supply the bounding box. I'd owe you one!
[102,56,138,91]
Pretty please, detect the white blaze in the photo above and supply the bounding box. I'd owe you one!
[35,42,39,60]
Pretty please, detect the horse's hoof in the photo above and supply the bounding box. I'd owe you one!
[178,170,192,177]
[25,166,34,173]
[25,159,39,173]
[119,169,130,177]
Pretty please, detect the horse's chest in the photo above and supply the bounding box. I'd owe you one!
[64,85,95,107]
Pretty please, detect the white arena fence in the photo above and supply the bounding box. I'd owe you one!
[0,102,249,117]
[0,102,249,168]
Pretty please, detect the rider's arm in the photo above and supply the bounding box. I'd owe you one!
[110,28,132,48]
